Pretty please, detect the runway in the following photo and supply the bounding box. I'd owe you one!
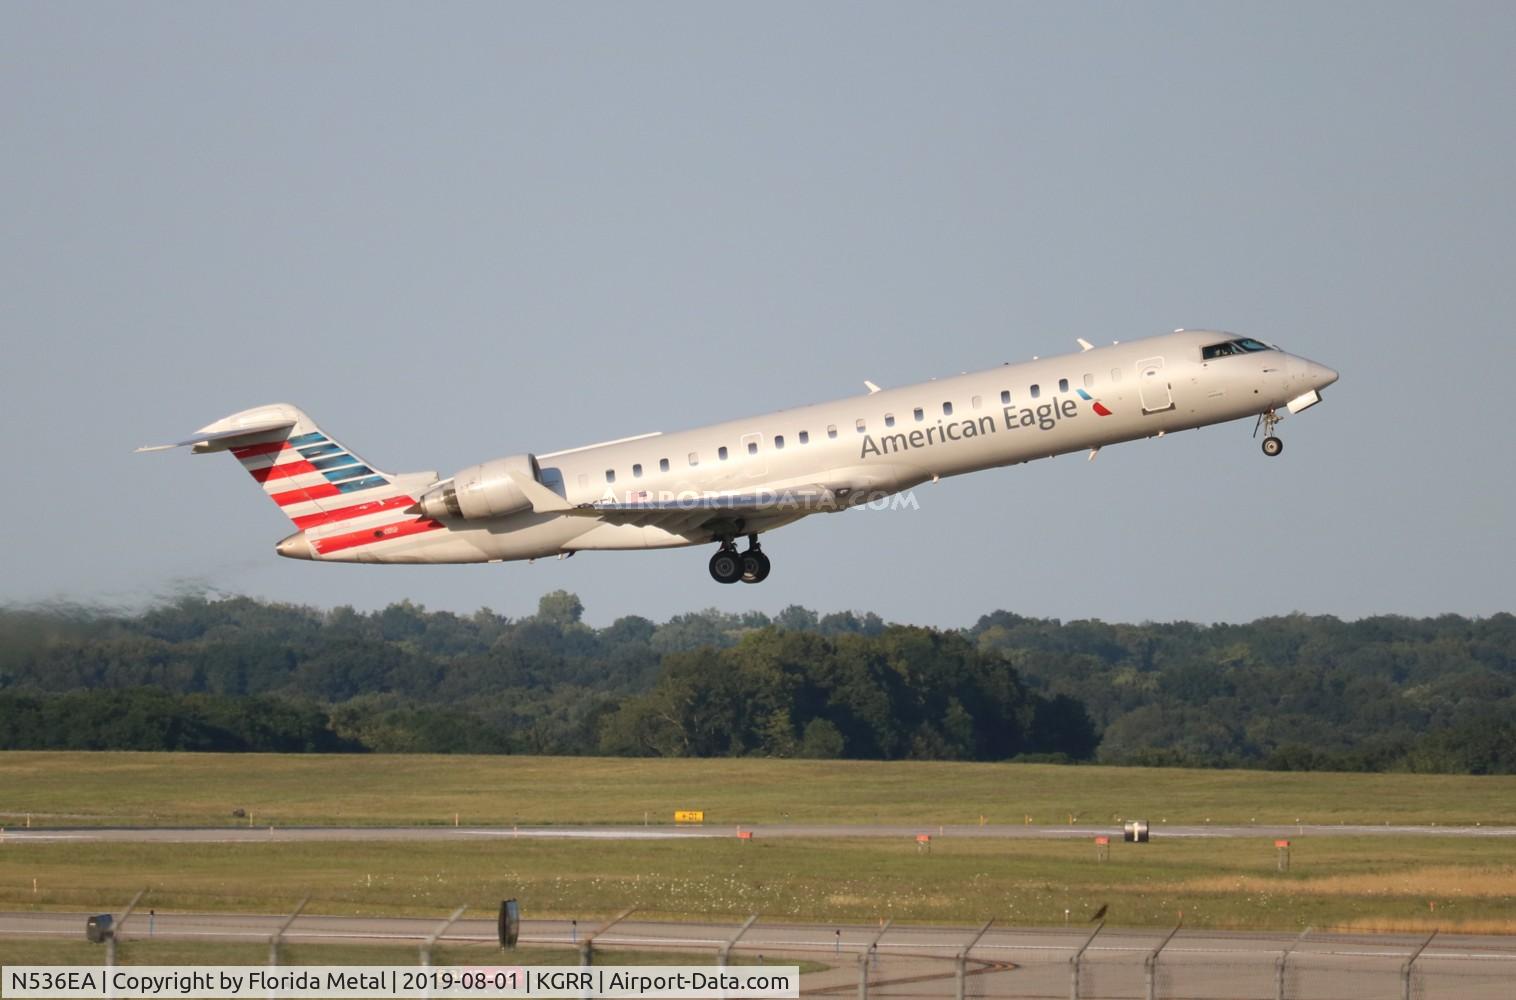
[3,911,1514,999]
[2,822,1513,844]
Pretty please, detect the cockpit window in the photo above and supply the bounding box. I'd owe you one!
[1203,337,1275,360]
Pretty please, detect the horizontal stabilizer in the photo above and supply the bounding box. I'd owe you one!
[135,418,297,453]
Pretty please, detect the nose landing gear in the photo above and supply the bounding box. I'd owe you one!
[709,534,770,584]
[1254,409,1284,457]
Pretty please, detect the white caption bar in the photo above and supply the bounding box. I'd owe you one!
[1,966,801,1000]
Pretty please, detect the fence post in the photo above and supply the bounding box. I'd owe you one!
[1401,929,1438,1000]
[955,920,994,1000]
[420,905,468,967]
[1276,926,1313,1000]
[856,919,893,1000]
[718,915,759,967]
[1070,920,1104,1000]
[1144,917,1183,1000]
[104,890,147,968]
[268,897,309,966]
[580,907,636,968]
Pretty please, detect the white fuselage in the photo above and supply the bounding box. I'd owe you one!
[315,329,1336,564]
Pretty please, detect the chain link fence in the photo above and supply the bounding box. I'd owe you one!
[8,905,1513,999]
[574,915,1513,999]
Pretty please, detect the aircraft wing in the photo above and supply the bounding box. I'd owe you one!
[576,486,839,514]
[565,485,848,534]
[536,460,926,540]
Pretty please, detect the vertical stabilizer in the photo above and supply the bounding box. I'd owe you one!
[142,403,444,557]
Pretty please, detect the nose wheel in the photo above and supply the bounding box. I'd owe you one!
[709,535,771,584]
[1254,409,1284,457]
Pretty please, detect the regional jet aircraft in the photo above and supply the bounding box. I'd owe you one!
[142,330,1337,583]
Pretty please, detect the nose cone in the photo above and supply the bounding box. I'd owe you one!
[1292,355,1338,391]
[275,532,315,560]
[1307,361,1339,390]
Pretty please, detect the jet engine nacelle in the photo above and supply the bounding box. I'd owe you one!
[416,454,542,521]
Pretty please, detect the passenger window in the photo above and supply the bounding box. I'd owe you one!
[1000,390,1011,404]
[1030,384,1041,398]
[632,463,642,478]
[942,402,953,416]
[1058,378,1069,393]
[719,446,729,461]
[775,435,785,449]
[884,414,895,427]
[971,395,982,409]
[856,419,866,433]
[1084,374,1094,388]
[688,452,699,466]
[746,441,758,455]
[914,407,924,421]
[605,469,616,483]
[827,425,838,439]
[799,430,809,444]
[659,458,670,472]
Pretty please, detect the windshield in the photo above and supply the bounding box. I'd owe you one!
[1202,337,1275,360]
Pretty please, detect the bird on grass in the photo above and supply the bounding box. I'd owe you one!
[1090,903,1108,922]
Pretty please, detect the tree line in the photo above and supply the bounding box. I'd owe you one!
[0,594,1511,772]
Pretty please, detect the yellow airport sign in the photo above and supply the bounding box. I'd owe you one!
[674,810,705,824]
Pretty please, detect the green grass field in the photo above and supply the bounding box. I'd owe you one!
[4,753,1515,828]
[4,835,1513,934]
[3,753,1515,936]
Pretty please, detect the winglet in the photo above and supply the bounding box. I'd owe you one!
[1077,338,1095,352]
[506,470,573,513]
[864,380,882,394]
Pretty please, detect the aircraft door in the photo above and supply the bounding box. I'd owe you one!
[740,432,767,478]
[1138,357,1175,413]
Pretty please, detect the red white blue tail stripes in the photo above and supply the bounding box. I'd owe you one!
[226,418,444,557]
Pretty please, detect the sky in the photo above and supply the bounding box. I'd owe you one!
[2,3,1512,628]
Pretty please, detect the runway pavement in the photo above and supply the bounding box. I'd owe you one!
[3,911,1514,999]
[2,822,1514,844]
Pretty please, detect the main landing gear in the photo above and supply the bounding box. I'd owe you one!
[1254,409,1284,457]
[709,534,770,584]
